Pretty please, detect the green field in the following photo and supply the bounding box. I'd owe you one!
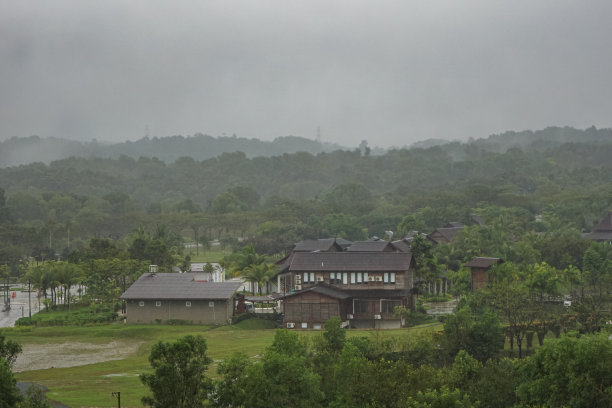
[5,320,441,407]
[184,247,232,263]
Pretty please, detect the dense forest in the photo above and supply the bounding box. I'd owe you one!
[0,126,612,264]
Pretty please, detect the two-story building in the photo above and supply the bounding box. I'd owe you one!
[277,239,415,329]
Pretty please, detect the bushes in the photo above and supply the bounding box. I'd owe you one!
[15,306,118,327]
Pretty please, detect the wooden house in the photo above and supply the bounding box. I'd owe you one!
[277,245,415,329]
[465,257,502,291]
[428,226,464,244]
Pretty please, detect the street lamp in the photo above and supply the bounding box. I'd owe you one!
[111,392,120,408]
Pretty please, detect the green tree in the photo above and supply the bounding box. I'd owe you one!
[211,353,252,408]
[242,262,277,295]
[21,385,52,408]
[442,307,504,362]
[516,333,612,408]
[0,359,21,408]
[140,335,213,408]
[0,331,22,367]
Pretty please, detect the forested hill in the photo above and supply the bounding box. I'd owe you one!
[2,126,611,168]
[476,126,612,152]
[1,130,612,259]
[0,133,344,167]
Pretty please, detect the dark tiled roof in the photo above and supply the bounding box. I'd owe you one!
[390,240,411,253]
[284,284,408,300]
[120,273,241,300]
[593,211,612,231]
[465,257,502,268]
[446,222,464,228]
[293,238,342,252]
[429,227,463,243]
[583,231,612,241]
[289,252,412,272]
[346,241,393,252]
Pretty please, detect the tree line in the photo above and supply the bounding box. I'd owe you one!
[135,317,611,408]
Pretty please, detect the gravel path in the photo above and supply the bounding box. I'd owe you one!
[13,340,143,372]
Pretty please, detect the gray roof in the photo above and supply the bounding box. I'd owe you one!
[593,211,612,231]
[428,227,463,243]
[293,238,342,252]
[120,273,241,300]
[289,252,412,272]
[465,257,502,268]
[346,240,393,252]
[390,239,411,253]
[284,284,408,300]
[583,231,612,241]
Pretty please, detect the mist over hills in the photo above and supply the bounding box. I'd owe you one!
[0,133,346,168]
[1,126,611,169]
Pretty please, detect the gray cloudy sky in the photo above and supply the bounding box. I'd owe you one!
[1,1,611,147]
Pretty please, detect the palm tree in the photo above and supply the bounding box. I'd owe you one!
[243,263,277,295]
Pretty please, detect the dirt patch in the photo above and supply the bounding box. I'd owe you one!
[13,341,143,372]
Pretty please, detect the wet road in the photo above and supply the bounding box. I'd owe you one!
[0,286,41,328]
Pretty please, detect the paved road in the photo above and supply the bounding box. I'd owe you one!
[0,287,41,328]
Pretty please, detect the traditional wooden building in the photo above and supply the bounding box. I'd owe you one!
[465,257,502,291]
[428,226,464,244]
[583,211,612,241]
[120,273,241,324]
[277,247,415,329]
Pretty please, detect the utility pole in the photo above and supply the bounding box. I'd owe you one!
[28,280,31,318]
[111,391,120,408]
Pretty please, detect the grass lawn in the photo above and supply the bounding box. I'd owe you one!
[6,320,441,407]
[185,247,232,263]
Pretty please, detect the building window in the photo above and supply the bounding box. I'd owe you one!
[301,322,308,329]
[342,273,348,285]
[384,273,389,283]
[356,273,362,283]
[390,272,396,284]
[138,301,144,307]
[350,272,356,284]
[185,301,192,307]
[381,300,401,314]
[155,301,161,307]
[209,301,214,307]
[313,324,322,330]
[354,300,368,313]
[363,272,369,284]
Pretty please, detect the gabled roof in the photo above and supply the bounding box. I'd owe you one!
[465,257,502,268]
[428,227,463,243]
[582,230,612,241]
[289,252,412,272]
[390,239,411,253]
[120,273,241,300]
[583,211,612,241]
[293,238,343,252]
[346,240,394,252]
[593,211,612,231]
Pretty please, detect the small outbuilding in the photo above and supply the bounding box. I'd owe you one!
[120,273,241,324]
[465,257,502,291]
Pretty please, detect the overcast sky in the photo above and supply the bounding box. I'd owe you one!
[1,1,611,148]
